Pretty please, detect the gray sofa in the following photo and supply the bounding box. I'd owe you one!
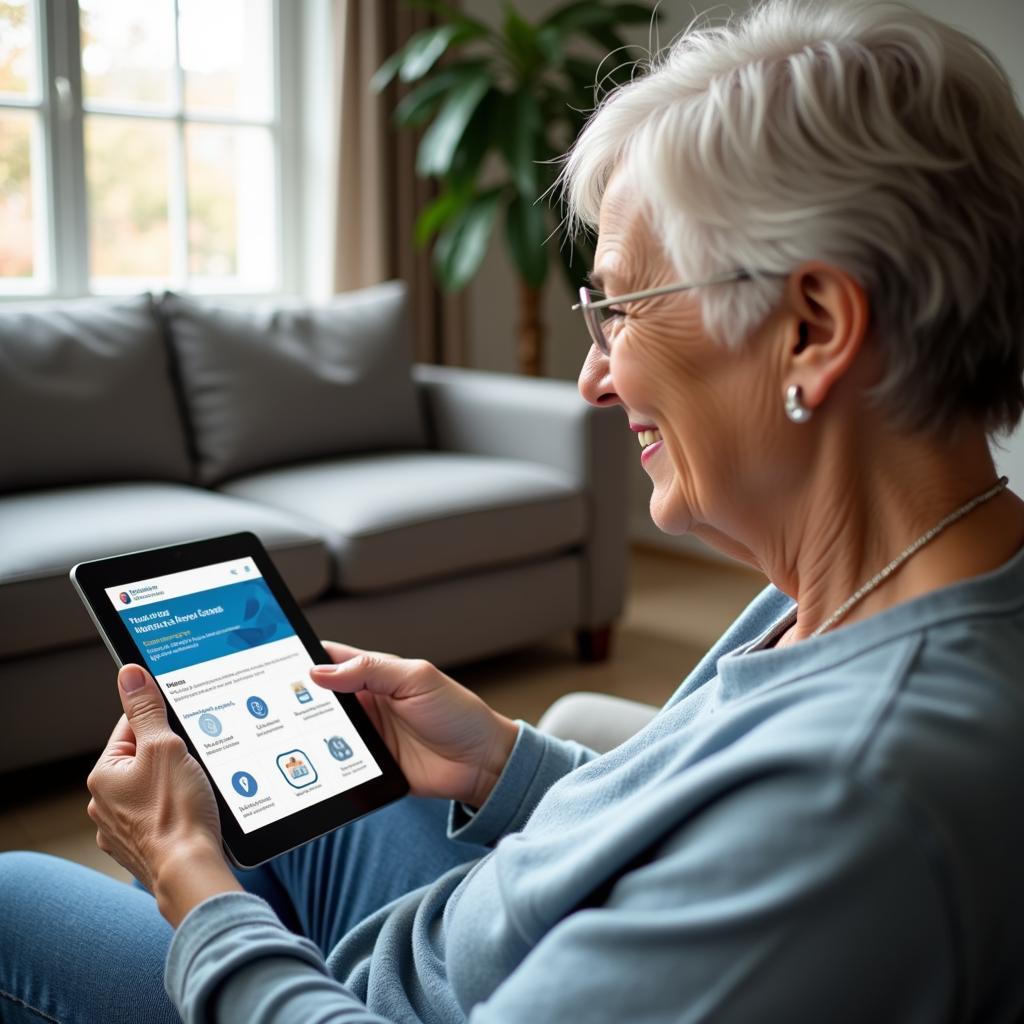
[0,281,631,774]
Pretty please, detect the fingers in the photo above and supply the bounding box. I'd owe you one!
[101,714,137,760]
[320,641,369,665]
[310,651,431,700]
[320,640,401,664]
[117,664,170,741]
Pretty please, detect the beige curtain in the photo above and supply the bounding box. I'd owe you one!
[333,0,466,365]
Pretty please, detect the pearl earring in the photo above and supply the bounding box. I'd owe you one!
[785,384,812,423]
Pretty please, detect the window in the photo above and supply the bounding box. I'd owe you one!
[0,0,296,297]
[0,0,47,290]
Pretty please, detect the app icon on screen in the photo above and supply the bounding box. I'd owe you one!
[325,736,353,761]
[291,681,313,704]
[276,750,318,788]
[231,771,258,797]
[198,712,222,737]
[246,695,269,719]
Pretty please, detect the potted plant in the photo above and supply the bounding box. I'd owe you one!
[374,1,659,376]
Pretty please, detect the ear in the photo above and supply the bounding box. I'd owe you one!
[781,262,870,413]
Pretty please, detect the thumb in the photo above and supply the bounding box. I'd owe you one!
[118,664,169,739]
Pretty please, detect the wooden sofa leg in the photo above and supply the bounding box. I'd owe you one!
[576,625,613,663]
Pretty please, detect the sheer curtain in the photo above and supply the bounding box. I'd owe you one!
[332,0,466,365]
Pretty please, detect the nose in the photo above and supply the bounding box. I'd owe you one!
[578,343,621,409]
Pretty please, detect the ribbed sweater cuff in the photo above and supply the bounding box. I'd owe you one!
[447,720,584,846]
[166,891,325,1020]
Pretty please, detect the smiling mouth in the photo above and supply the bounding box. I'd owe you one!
[637,428,663,450]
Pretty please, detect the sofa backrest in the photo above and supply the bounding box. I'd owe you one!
[0,294,193,493]
[160,280,427,485]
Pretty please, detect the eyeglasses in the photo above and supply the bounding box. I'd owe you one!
[572,270,781,356]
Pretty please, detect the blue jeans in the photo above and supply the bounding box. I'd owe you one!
[0,797,487,1023]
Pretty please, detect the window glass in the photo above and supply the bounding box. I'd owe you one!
[80,0,175,108]
[0,108,41,281]
[179,0,273,120]
[85,116,172,280]
[0,0,38,98]
[186,123,276,289]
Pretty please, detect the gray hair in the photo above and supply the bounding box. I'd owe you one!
[560,0,1024,436]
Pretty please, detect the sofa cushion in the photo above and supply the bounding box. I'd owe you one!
[0,295,192,493]
[160,281,426,485]
[0,482,333,659]
[219,452,586,594]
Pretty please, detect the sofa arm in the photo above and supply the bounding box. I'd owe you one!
[414,364,610,483]
[413,364,632,628]
[538,692,659,753]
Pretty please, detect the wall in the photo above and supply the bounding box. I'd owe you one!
[460,0,1024,556]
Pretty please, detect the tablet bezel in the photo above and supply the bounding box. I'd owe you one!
[71,531,409,869]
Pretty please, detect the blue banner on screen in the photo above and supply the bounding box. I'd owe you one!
[118,578,296,674]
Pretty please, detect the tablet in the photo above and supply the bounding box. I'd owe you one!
[70,532,408,869]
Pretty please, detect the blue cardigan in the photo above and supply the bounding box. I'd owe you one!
[166,548,1024,1022]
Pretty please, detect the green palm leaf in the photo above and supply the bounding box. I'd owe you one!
[433,188,503,290]
[416,71,492,177]
[497,91,544,197]
[542,1,617,35]
[383,0,657,305]
[415,186,471,246]
[400,24,469,82]
[372,23,486,92]
[394,62,490,127]
[506,193,549,287]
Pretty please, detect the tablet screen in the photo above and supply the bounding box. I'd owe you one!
[105,556,383,834]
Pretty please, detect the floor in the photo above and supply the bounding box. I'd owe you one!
[0,548,766,884]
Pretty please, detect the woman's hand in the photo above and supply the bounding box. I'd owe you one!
[87,664,241,927]
[310,644,519,809]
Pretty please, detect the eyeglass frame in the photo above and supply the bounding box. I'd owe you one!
[571,269,784,356]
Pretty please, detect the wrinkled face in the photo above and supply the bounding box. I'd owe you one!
[578,174,787,540]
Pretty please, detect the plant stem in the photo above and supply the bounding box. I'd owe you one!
[518,277,544,376]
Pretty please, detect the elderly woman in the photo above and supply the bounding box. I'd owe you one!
[3,1,1024,1020]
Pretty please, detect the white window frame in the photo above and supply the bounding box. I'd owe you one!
[1,0,302,300]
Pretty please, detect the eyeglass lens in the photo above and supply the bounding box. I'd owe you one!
[579,287,611,355]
